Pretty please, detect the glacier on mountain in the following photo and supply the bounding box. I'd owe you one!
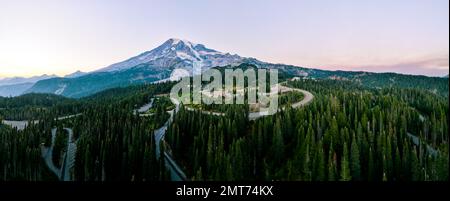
[96,38,244,73]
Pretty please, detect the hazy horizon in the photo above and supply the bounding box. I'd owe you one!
[0,0,448,78]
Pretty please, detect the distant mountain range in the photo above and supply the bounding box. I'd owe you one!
[0,82,35,97]
[0,74,56,97]
[0,74,56,86]
[64,70,87,78]
[2,38,448,98]
[24,38,318,97]
[0,71,86,97]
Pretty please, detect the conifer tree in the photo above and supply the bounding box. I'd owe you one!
[350,134,361,180]
[340,143,351,181]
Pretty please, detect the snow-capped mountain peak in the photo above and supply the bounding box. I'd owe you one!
[96,38,243,73]
[65,70,87,78]
[0,74,57,86]
[169,38,197,47]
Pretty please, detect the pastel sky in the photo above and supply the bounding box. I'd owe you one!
[0,0,448,77]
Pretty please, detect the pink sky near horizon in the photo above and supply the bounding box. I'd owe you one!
[0,0,448,78]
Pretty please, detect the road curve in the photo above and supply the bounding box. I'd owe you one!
[248,85,314,120]
[41,128,60,177]
[288,88,314,109]
[159,85,314,180]
[148,98,187,181]
[61,128,76,181]
[41,127,76,181]
[407,132,439,157]
[171,84,314,121]
[2,114,81,131]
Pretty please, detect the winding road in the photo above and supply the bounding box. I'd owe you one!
[3,84,313,181]
[152,98,188,181]
[181,84,315,120]
[405,111,439,157]
[1,113,80,180]
[2,114,81,131]
[406,132,439,157]
[41,128,60,177]
[134,98,154,114]
[158,85,314,180]
[61,128,76,181]
[248,85,314,120]
[41,127,77,181]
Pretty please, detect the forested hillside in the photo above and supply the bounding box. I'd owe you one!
[0,72,448,181]
[166,79,448,181]
[0,93,79,120]
[0,116,57,180]
[72,106,169,181]
[0,82,174,181]
[352,73,449,97]
[0,82,175,120]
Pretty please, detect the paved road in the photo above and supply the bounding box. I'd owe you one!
[407,132,439,157]
[41,127,76,181]
[2,114,81,131]
[288,88,314,109]
[405,112,439,157]
[134,98,154,114]
[173,84,315,121]
[2,114,80,180]
[248,85,314,120]
[160,85,314,180]
[154,122,169,158]
[164,152,187,181]
[41,128,60,177]
[61,128,76,181]
[151,98,187,181]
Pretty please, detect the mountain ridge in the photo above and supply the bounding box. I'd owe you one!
[21,38,449,98]
[96,38,244,73]
[65,70,87,78]
[0,74,57,86]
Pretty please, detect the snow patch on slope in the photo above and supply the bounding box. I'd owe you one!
[176,51,196,61]
[170,68,190,81]
[199,51,224,55]
[96,38,243,73]
[151,68,190,84]
[55,84,67,95]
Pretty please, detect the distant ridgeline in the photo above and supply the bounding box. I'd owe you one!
[1,39,448,181]
[20,62,449,99]
[0,70,448,181]
[181,63,449,98]
[0,63,448,120]
[338,72,448,97]
[0,82,175,121]
[274,67,449,97]
[11,38,447,98]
